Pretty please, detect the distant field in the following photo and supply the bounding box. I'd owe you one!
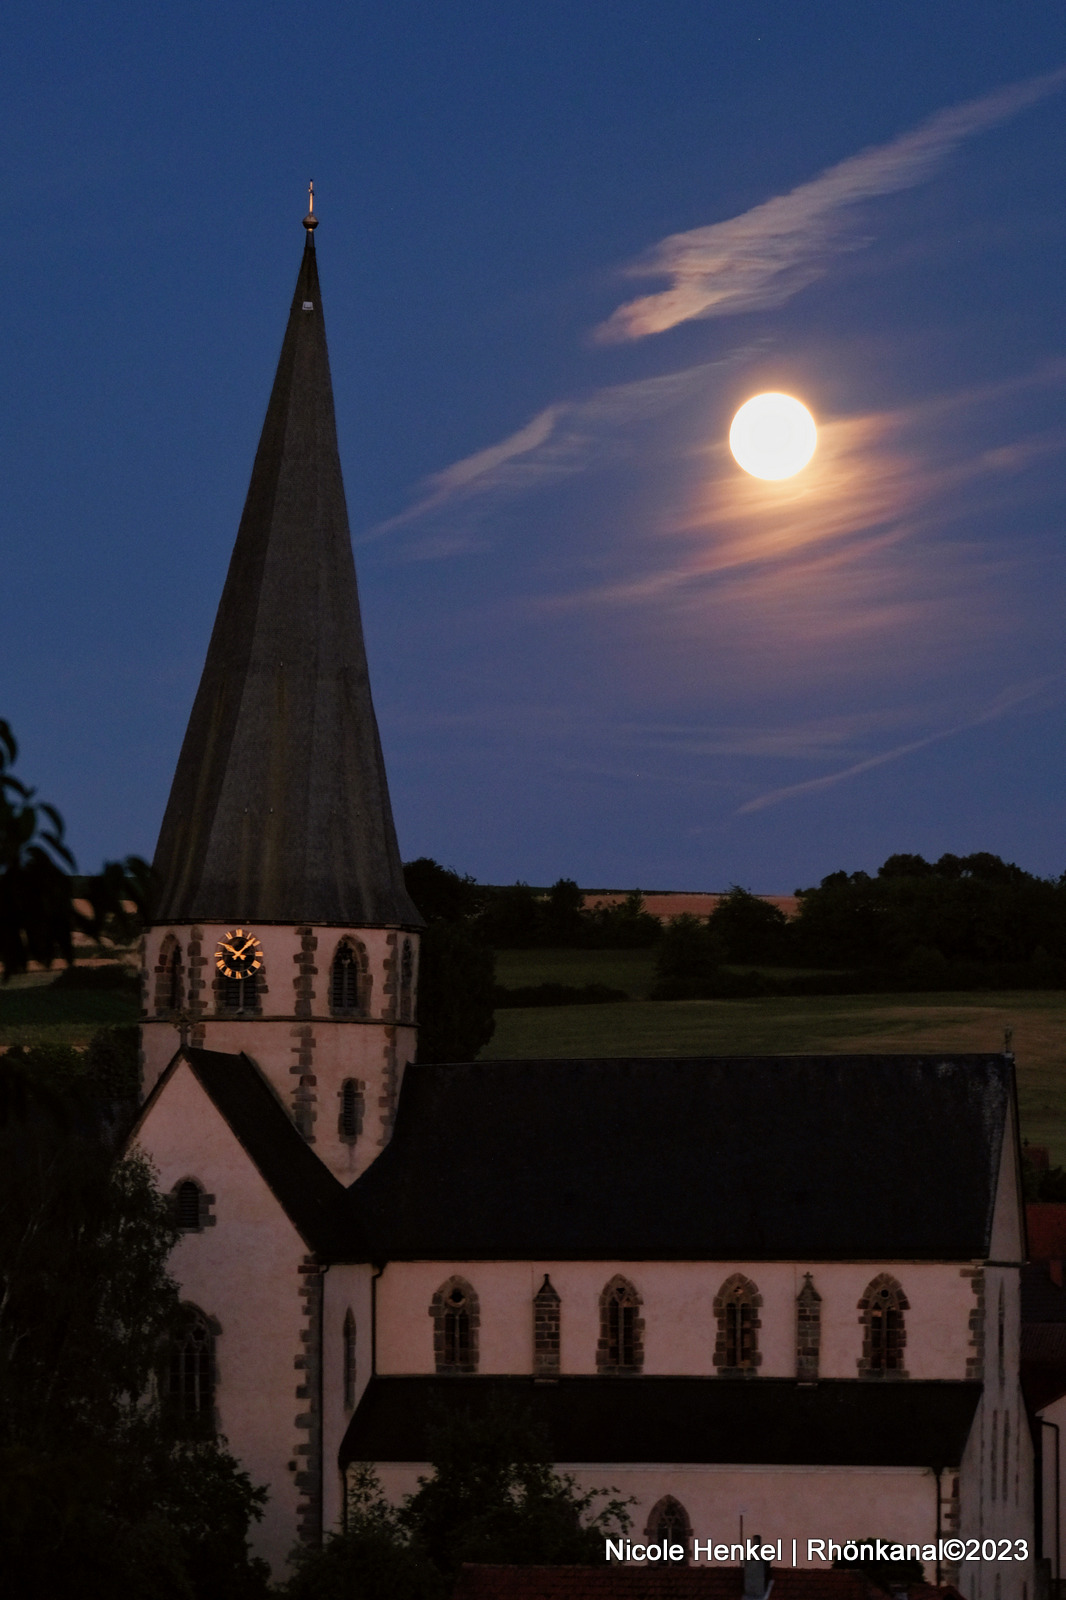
[482,983,1066,1164]
[0,971,139,1048]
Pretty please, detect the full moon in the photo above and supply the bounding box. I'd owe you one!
[729,393,817,480]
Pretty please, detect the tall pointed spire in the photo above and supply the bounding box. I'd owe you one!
[152,216,421,927]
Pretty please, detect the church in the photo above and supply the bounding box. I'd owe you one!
[130,209,1034,1597]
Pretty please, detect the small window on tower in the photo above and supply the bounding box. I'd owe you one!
[220,974,258,1012]
[330,941,367,1016]
[339,1079,364,1143]
[399,939,414,1023]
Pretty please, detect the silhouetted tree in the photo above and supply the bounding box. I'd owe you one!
[707,886,789,964]
[0,719,150,978]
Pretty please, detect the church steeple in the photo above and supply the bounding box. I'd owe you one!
[152,216,420,929]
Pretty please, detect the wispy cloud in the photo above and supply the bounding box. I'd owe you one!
[362,362,737,545]
[736,676,1064,814]
[596,67,1066,343]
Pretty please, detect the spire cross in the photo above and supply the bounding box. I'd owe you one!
[308,179,314,216]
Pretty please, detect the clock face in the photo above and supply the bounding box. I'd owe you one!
[215,928,264,981]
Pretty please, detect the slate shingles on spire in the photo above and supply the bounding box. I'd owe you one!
[152,231,421,927]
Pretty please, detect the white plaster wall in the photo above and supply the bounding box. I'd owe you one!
[376,1260,978,1378]
[133,1063,310,1577]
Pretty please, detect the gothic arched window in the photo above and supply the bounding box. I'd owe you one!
[330,940,368,1016]
[430,1277,479,1373]
[339,1079,364,1143]
[343,1310,357,1410]
[399,938,415,1023]
[168,1306,216,1421]
[646,1495,691,1555]
[597,1276,643,1373]
[858,1274,909,1376]
[714,1274,762,1374]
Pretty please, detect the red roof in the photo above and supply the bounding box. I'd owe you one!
[452,1568,962,1600]
[1027,1204,1066,1260]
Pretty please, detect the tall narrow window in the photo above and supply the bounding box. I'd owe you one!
[167,945,182,1010]
[1002,1409,1010,1503]
[430,1277,479,1373]
[169,1307,215,1421]
[858,1274,909,1377]
[990,1409,999,1501]
[154,935,183,1015]
[997,1283,1006,1385]
[400,939,414,1022]
[597,1276,643,1373]
[339,1079,364,1143]
[330,940,367,1015]
[343,1310,357,1410]
[714,1275,762,1374]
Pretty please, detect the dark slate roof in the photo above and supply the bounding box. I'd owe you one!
[452,1572,962,1600]
[168,1048,359,1255]
[151,230,421,928]
[348,1056,1012,1261]
[339,1376,980,1469]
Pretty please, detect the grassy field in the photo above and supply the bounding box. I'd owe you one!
[0,971,140,1048]
[488,950,1066,1163]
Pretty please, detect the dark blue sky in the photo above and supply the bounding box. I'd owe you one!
[4,2,1066,892]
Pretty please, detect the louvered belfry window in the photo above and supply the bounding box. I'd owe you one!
[331,944,361,1012]
[176,1180,201,1231]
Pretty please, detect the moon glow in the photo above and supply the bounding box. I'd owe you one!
[729,393,817,480]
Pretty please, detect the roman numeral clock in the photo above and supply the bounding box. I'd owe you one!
[215,929,264,981]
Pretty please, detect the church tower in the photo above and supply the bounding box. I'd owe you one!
[142,205,422,1180]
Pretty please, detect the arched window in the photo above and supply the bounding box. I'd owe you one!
[430,1277,480,1373]
[168,1306,216,1422]
[330,940,368,1016]
[646,1495,691,1555]
[597,1276,643,1373]
[858,1274,909,1377]
[714,1274,762,1374]
[154,935,183,1015]
[339,1079,364,1143]
[399,938,415,1023]
[343,1310,357,1410]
